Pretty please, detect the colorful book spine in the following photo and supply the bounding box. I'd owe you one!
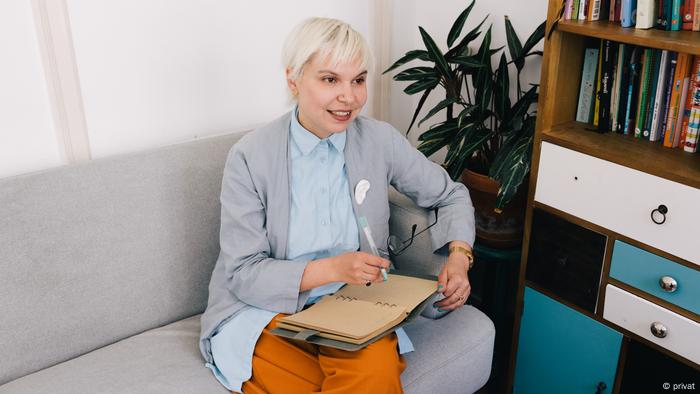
[622,0,639,27]
[671,0,682,30]
[565,0,575,19]
[693,0,700,30]
[577,47,601,123]
[643,49,662,139]
[580,0,589,20]
[573,0,581,20]
[663,0,676,29]
[636,0,658,28]
[590,0,603,20]
[615,0,623,20]
[682,0,695,29]
[664,53,689,147]
[679,79,694,146]
[659,52,679,141]
[686,108,700,152]
[616,45,633,132]
[650,50,670,141]
[611,43,625,132]
[674,61,692,147]
[610,0,619,20]
[599,40,616,131]
[635,49,653,138]
[659,0,668,27]
[593,41,605,127]
[624,47,643,134]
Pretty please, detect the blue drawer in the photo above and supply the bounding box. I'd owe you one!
[609,241,700,315]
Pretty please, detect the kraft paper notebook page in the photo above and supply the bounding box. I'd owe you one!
[272,272,437,350]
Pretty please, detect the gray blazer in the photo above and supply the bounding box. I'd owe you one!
[199,111,475,363]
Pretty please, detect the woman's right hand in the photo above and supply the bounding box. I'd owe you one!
[329,251,390,285]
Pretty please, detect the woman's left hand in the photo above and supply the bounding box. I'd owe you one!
[434,252,471,312]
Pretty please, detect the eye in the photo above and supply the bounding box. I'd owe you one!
[354,77,366,85]
[322,76,337,84]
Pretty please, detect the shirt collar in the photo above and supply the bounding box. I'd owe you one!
[290,106,346,155]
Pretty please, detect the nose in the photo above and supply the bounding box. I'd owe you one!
[338,83,356,104]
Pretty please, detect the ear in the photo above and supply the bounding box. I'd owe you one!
[285,68,298,96]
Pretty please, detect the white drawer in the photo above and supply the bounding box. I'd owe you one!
[603,285,700,364]
[535,142,700,265]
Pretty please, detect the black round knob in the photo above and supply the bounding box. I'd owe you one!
[595,381,607,394]
[651,205,668,225]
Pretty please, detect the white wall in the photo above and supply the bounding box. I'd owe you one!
[0,0,62,179]
[385,0,548,151]
[0,0,375,178]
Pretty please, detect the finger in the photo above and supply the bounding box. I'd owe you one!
[361,267,382,283]
[366,255,391,270]
[435,283,470,308]
[443,273,464,299]
[437,266,448,294]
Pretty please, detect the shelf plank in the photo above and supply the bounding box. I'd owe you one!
[540,121,700,189]
[557,20,700,56]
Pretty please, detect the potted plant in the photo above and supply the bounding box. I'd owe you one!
[384,1,545,248]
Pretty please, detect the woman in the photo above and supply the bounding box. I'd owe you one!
[200,17,475,393]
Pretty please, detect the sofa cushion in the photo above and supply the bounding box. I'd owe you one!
[0,132,244,385]
[0,306,494,394]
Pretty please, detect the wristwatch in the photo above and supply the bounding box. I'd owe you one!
[449,245,474,271]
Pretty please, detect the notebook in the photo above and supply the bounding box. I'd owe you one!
[271,271,439,351]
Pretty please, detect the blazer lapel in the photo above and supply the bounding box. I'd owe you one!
[344,121,369,252]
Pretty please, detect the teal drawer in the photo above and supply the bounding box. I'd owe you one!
[514,287,621,394]
[609,241,700,315]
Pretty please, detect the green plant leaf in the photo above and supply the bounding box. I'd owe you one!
[419,27,453,84]
[403,77,440,95]
[490,134,533,209]
[445,15,488,60]
[501,85,537,131]
[504,16,523,69]
[406,85,436,135]
[418,98,460,127]
[393,66,439,81]
[447,1,476,47]
[494,53,511,122]
[417,136,450,157]
[450,55,485,69]
[417,119,459,141]
[383,50,430,74]
[446,126,492,180]
[521,21,546,56]
[472,25,493,114]
[456,105,478,127]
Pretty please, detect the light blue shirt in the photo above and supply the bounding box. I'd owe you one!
[206,108,413,392]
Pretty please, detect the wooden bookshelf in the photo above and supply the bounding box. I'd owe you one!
[558,20,700,56]
[542,121,700,190]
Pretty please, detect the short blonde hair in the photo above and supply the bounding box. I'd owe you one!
[282,17,373,82]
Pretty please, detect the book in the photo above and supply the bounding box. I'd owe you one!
[659,52,679,141]
[610,0,619,20]
[580,0,589,19]
[635,48,653,138]
[664,52,690,147]
[624,46,643,134]
[679,57,697,146]
[589,0,603,20]
[622,0,639,27]
[577,46,601,123]
[566,0,575,19]
[611,43,626,131]
[636,0,658,27]
[599,40,616,131]
[615,0,623,20]
[642,49,662,139]
[616,44,634,132]
[659,0,668,27]
[674,59,692,147]
[671,0,682,30]
[694,0,700,30]
[593,41,605,127]
[650,50,671,141]
[272,273,438,350]
[573,0,582,20]
[686,108,700,152]
[682,0,695,29]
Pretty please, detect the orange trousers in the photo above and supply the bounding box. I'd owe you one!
[237,313,406,394]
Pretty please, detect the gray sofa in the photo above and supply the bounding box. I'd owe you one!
[0,131,495,393]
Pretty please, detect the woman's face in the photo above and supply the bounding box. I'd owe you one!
[287,54,368,139]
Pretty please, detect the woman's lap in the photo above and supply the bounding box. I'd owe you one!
[240,313,405,393]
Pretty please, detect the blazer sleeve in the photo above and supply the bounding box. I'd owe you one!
[217,145,311,314]
[387,126,476,252]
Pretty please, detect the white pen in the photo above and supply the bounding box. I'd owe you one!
[358,216,388,281]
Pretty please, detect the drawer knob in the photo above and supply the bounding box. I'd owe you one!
[659,276,678,292]
[650,322,668,338]
[650,205,668,225]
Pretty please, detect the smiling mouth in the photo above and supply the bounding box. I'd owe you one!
[327,110,353,122]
